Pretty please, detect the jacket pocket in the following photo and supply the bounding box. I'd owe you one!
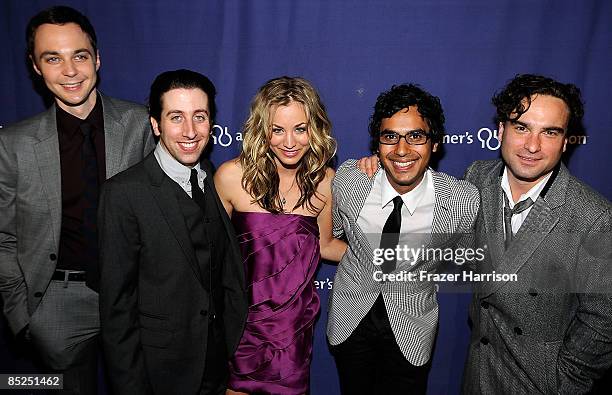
[139,310,168,320]
[139,311,172,348]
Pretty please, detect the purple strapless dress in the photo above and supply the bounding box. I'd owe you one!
[228,211,320,395]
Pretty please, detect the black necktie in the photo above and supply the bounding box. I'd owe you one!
[81,122,99,290]
[379,196,403,274]
[503,194,534,249]
[190,169,206,212]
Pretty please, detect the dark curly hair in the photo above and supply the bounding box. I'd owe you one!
[368,84,445,153]
[492,74,584,136]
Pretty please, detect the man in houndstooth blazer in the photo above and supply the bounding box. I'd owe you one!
[462,75,612,394]
[327,84,479,394]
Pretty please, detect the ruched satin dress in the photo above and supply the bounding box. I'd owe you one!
[228,211,320,395]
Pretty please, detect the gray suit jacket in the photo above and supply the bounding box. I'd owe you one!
[463,159,612,395]
[327,159,480,365]
[0,93,155,335]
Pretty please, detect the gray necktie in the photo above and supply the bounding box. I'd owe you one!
[503,193,534,249]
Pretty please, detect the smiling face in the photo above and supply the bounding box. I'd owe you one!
[268,101,310,169]
[378,106,438,194]
[31,23,100,118]
[150,88,211,167]
[499,94,569,195]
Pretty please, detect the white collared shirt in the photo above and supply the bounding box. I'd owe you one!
[501,167,551,235]
[357,169,435,264]
[154,143,206,197]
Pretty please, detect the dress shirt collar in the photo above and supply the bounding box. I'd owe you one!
[154,143,206,195]
[380,168,432,215]
[501,166,551,208]
[56,92,103,137]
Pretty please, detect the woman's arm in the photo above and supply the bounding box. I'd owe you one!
[317,168,348,262]
[213,159,241,217]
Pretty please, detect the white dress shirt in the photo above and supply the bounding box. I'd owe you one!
[357,169,435,266]
[154,143,206,197]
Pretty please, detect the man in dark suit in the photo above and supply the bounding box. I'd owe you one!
[462,74,612,394]
[0,6,154,394]
[328,84,479,394]
[99,69,248,395]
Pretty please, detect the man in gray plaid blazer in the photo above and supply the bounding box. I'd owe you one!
[328,84,479,394]
[0,7,154,393]
[462,74,612,394]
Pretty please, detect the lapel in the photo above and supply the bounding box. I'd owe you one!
[100,94,127,178]
[201,160,246,291]
[426,171,454,246]
[402,171,457,269]
[479,162,506,274]
[143,154,204,286]
[346,167,379,265]
[481,164,568,296]
[32,106,61,247]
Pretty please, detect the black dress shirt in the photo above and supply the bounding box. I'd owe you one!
[56,96,106,270]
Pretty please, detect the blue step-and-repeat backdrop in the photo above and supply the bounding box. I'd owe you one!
[1,1,611,394]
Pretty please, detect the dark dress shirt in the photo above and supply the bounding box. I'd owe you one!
[56,96,105,271]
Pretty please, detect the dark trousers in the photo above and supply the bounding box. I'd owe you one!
[199,317,228,395]
[330,295,431,395]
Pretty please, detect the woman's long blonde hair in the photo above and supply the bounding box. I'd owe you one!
[239,76,337,214]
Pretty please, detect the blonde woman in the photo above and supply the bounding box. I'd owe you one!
[215,77,346,394]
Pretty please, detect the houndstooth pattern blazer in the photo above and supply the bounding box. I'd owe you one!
[327,159,480,365]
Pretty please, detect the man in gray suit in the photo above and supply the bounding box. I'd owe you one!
[462,74,612,394]
[0,6,154,393]
[328,84,479,394]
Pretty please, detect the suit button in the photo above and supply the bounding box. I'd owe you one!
[481,301,489,309]
[200,310,208,316]
[480,337,489,345]
[49,254,57,261]
[528,289,538,297]
[34,292,43,297]
[514,327,523,335]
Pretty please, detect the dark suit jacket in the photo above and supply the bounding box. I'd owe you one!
[462,159,612,395]
[99,153,248,395]
[0,94,155,335]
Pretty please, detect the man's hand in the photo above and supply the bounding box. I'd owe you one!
[356,155,380,178]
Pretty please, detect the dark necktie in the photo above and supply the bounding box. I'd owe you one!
[379,196,403,274]
[190,169,206,212]
[503,193,534,249]
[81,122,99,289]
